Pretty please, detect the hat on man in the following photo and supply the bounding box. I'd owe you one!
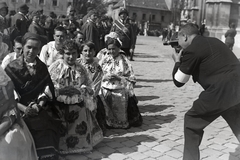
[31,11,40,17]
[19,4,29,13]
[0,2,8,10]
[118,8,128,16]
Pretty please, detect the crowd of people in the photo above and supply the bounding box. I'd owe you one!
[0,2,142,160]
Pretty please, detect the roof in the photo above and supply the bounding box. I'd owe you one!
[113,0,170,11]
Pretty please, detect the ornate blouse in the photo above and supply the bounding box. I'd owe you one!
[48,59,92,104]
[100,53,136,93]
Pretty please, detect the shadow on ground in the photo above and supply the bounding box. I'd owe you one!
[137,78,172,83]
[229,144,240,160]
[134,84,153,88]
[82,135,158,159]
[137,95,159,101]
[135,52,159,59]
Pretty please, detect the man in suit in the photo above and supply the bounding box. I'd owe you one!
[172,23,240,160]
[111,8,135,61]
[11,4,30,36]
[81,10,100,54]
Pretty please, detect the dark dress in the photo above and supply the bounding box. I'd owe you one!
[4,55,61,160]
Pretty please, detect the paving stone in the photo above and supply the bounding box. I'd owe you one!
[122,140,138,147]
[97,146,116,154]
[85,150,105,159]
[108,153,128,160]
[141,141,159,148]
[136,144,151,152]
[116,147,136,154]
[208,144,226,151]
[128,152,149,160]
[142,150,162,158]
[160,140,181,148]
[152,144,172,153]
[157,155,178,160]
[224,143,239,149]
[165,149,182,159]
[106,141,125,149]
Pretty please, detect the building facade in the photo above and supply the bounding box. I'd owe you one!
[107,0,179,32]
[0,0,73,15]
[181,0,240,47]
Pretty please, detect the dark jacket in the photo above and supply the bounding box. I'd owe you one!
[111,19,134,49]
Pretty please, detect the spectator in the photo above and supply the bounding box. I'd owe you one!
[39,26,66,67]
[11,4,30,36]
[111,8,135,61]
[1,36,22,69]
[81,10,100,54]
[225,23,237,51]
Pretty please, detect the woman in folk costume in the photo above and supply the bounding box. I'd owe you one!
[4,32,61,160]
[46,39,103,156]
[77,41,106,134]
[99,37,142,129]
[0,66,38,160]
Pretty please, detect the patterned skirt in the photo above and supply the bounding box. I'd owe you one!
[58,101,103,155]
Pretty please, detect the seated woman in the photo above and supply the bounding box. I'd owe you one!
[4,32,61,160]
[77,41,106,134]
[99,37,142,129]
[46,40,103,156]
[0,67,38,160]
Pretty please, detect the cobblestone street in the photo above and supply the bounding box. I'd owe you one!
[65,36,240,160]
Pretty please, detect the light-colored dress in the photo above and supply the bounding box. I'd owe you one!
[0,67,38,160]
[47,59,103,155]
[99,53,142,128]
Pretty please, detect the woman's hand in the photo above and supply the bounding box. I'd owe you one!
[25,104,38,117]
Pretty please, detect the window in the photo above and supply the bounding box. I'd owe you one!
[11,0,17,2]
[52,0,58,6]
[152,15,155,21]
[25,0,31,3]
[161,16,164,22]
[132,13,137,18]
[39,0,45,5]
[142,14,146,20]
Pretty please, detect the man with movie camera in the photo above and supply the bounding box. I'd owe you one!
[172,23,240,160]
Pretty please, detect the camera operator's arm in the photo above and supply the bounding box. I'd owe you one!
[172,50,190,87]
